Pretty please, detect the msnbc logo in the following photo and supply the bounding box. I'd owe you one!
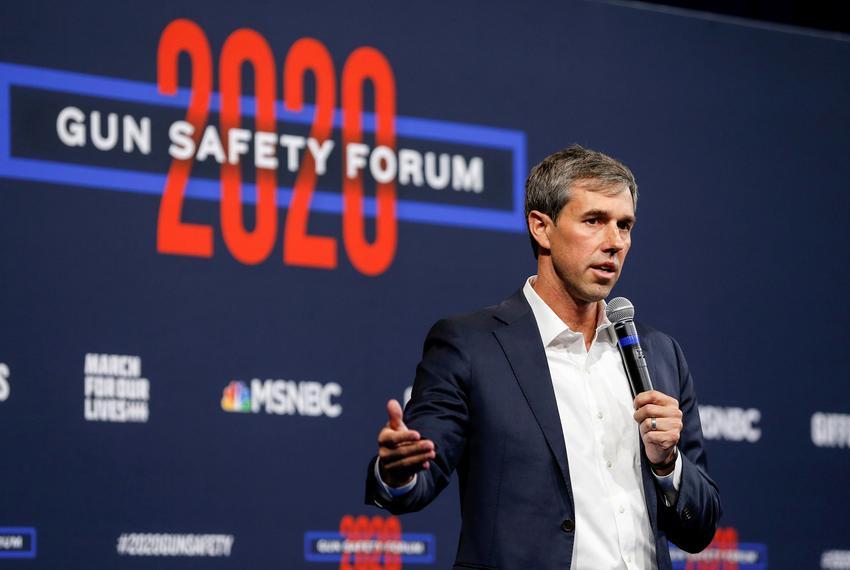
[220,378,342,417]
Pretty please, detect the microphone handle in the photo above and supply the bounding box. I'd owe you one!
[613,320,654,397]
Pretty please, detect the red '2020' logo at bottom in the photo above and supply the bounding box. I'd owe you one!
[338,515,402,570]
[674,527,767,570]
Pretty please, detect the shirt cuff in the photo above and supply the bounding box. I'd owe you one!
[651,448,682,507]
[374,458,417,500]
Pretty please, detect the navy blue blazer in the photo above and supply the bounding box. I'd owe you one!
[366,291,721,569]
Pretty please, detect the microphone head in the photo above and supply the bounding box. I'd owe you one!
[606,296,635,324]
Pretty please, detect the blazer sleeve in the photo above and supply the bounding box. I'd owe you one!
[365,318,471,514]
[659,335,723,553]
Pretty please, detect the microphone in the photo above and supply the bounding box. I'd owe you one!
[606,297,653,397]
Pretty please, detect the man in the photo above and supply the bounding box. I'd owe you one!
[365,145,721,569]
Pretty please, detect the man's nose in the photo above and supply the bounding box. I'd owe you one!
[603,223,625,252]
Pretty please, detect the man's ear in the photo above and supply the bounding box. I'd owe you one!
[527,210,553,252]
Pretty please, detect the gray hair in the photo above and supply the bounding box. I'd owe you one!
[524,144,638,258]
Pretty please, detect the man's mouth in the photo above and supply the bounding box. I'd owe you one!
[590,262,617,275]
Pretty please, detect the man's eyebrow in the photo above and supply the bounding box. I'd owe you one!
[580,209,636,223]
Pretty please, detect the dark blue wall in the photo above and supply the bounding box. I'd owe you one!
[1,1,848,568]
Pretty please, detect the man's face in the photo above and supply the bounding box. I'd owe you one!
[544,181,635,304]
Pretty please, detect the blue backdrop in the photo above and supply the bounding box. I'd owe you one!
[1,1,849,568]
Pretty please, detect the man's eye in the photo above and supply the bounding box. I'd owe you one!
[585,218,599,225]
[618,222,632,231]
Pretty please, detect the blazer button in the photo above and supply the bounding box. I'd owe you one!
[682,507,693,521]
[561,519,575,533]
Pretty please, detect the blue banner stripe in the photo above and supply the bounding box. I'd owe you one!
[0,527,37,559]
[0,62,527,233]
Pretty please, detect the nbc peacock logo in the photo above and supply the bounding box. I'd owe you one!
[220,381,251,413]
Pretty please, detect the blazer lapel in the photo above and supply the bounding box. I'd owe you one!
[637,327,665,533]
[492,292,573,503]
[638,439,660,533]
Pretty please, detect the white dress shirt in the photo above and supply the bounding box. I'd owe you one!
[376,277,682,569]
[523,276,681,570]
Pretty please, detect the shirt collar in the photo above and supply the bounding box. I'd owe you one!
[522,276,615,347]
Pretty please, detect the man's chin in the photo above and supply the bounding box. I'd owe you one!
[562,278,617,305]
[583,283,616,303]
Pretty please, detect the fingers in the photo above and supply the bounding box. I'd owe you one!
[641,425,681,449]
[386,399,406,430]
[633,402,682,424]
[633,391,682,463]
[382,452,435,471]
[379,441,436,470]
[378,398,435,480]
[638,416,683,436]
[378,426,422,449]
[633,390,678,410]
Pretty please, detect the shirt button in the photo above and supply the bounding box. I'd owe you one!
[619,505,625,514]
[597,411,603,419]
[606,461,612,469]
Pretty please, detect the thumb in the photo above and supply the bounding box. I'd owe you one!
[387,399,406,430]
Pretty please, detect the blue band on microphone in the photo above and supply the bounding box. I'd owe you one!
[618,335,639,347]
